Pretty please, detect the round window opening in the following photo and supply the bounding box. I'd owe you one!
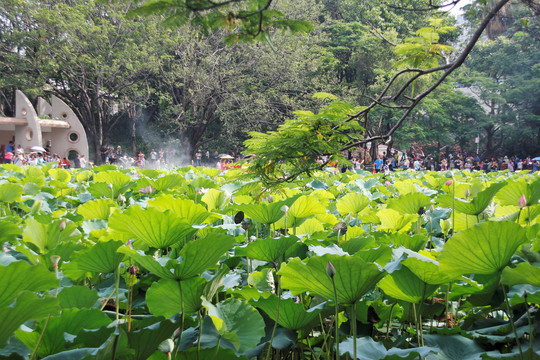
[21,108,27,116]
[25,128,33,141]
[61,112,68,119]
[68,132,79,143]
[68,150,79,160]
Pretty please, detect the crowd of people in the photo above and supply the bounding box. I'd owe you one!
[0,141,85,168]
[372,151,540,174]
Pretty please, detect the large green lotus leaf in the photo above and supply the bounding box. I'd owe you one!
[377,209,418,233]
[75,170,93,182]
[339,336,435,359]
[122,318,177,360]
[402,250,452,285]
[109,205,195,248]
[387,192,432,215]
[22,218,79,254]
[279,254,385,304]
[250,295,326,330]
[421,334,487,360]
[372,233,427,252]
[150,173,184,191]
[202,189,231,212]
[146,277,206,318]
[172,233,236,280]
[379,267,438,303]
[393,179,422,195]
[235,236,299,262]
[438,182,506,215]
[0,220,21,243]
[90,171,134,197]
[340,236,378,254]
[235,194,300,225]
[0,183,23,203]
[191,177,219,190]
[0,291,59,346]
[16,308,111,358]
[67,240,124,274]
[296,218,324,235]
[501,262,540,287]
[0,261,58,307]
[76,199,118,221]
[496,177,540,207]
[120,233,235,280]
[48,168,71,183]
[148,195,210,224]
[439,221,528,278]
[202,298,265,354]
[336,193,371,216]
[451,211,479,232]
[288,195,326,219]
[354,246,393,267]
[57,286,99,309]
[117,248,175,280]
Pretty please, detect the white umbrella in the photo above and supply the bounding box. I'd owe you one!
[30,146,46,153]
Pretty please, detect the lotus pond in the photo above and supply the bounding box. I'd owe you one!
[0,163,539,360]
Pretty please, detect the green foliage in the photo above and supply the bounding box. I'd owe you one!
[243,97,365,185]
[2,164,540,359]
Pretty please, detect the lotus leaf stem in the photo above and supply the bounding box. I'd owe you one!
[331,277,339,360]
[502,285,524,359]
[173,280,185,360]
[266,273,281,360]
[386,301,398,340]
[30,314,51,360]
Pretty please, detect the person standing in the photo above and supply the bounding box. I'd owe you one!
[195,150,202,167]
[374,155,383,173]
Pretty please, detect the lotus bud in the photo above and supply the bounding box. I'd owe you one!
[267,194,273,203]
[158,338,175,355]
[385,180,391,186]
[430,205,435,212]
[50,255,61,269]
[59,220,66,231]
[108,183,113,190]
[128,265,139,275]
[250,235,256,242]
[281,205,289,213]
[326,261,336,278]
[118,194,126,203]
[445,180,452,186]
[465,188,470,199]
[519,194,527,209]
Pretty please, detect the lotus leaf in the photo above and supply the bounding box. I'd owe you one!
[279,254,385,304]
[439,221,528,278]
[0,220,21,243]
[296,218,324,235]
[148,195,210,224]
[235,195,300,225]
[202,189,231,211]
[401,250,452,284]
[0,261,59,307]
[202,298,265,354]
[123,318,178,360]
[0,183,23,203]
[57,286,99,309]
[109,205,195,248]
[438,182,506,216]
[377,209,418,232]
[336,193,370,216]
[90,171,134,197]
[16,309,111,358]
[288,195,326,219]
[496,177,540,207]
[379,266,439,303]
[146,277,206,318]
[0,292,59,346]
[501,262,540,287]
[120,233,236,280]
[237,235,298,262]
[77,199,117,220]
[387,192,432,214]
[339,337,435,359]
[66,240,124,275]
[250,295,327,330]
[48,168,71,183]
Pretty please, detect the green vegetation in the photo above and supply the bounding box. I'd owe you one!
[0,163,539,359]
